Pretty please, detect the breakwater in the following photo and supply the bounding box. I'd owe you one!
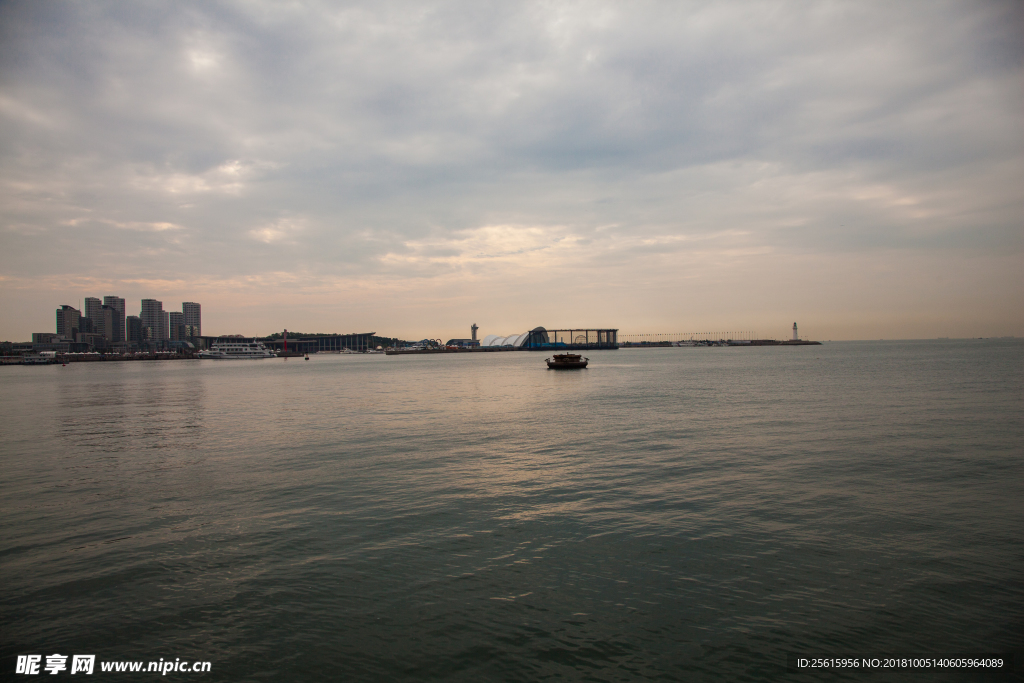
[620,339,822,348]
[385,347,514,355]
[2,353,199,365]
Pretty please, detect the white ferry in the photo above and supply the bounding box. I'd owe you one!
[22,353,56,365]
[198,341,275,359]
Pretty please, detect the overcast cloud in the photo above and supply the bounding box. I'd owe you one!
[1,0,1021,340]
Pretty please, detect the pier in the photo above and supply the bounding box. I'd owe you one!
[619,330,820,347]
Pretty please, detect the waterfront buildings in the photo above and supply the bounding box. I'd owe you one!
[104,296,126,342]
[168,312,184,341]
[96,306,116,344]
[445,338,480,348]
[84,297,102,324]
[127,316,143,346]
[56,305,81,338]
[480,327,618,350]
[140,299,164,341]
[260,332,381,353]
[183,302,201,337]
[27,298,203,353]
[132,300,201,348]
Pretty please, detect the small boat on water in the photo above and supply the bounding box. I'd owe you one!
[546,353,588,369]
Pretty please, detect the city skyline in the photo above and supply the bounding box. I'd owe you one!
[1,1,1022,342]
[30,292,838,343]
[31,296,201,352]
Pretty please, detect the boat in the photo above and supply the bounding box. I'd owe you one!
[198,341,275,359]
[546,353,588,369]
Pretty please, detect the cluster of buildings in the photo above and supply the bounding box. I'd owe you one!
[24,297,201,354]
[4,309,626,359]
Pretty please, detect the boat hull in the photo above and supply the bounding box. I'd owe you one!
[546,354,588,369]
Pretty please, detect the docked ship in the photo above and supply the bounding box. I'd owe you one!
[546,353,589,369]
[198,340,275,359]
[22,354,56,365]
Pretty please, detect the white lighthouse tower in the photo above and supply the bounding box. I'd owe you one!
[792,322,799,341]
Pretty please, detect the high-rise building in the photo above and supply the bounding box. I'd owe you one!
[56,305,81,338]
[98,305,116,341]
[182,302,201,337]
[140,299,163,340]
[161,310,170,340]
[126,316,143,346]
[103,296,126,342]
[168,312,184,341]
[84,297,102,323]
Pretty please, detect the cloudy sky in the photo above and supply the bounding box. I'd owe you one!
[1,0,1021,341]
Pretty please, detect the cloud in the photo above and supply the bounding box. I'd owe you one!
[248,217,305,244]
[60,218,186,232]
[129,160,261,196]
[0,0,1022,339]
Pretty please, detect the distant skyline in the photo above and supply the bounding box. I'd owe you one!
[2,1,1022,342]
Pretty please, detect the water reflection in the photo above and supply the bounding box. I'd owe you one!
[56,362,207,456]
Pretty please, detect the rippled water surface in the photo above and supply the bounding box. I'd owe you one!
[2,340,1022,681]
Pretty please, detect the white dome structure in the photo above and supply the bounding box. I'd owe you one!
[480,332,529,347]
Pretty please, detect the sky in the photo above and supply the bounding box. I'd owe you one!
[1,0,1022,342]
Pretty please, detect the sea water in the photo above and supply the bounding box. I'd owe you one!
[1,340,1021,681]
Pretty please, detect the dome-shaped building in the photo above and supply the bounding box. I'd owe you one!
[478,327,617,350]
[480,332,529,347]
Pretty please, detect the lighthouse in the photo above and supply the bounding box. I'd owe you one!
[792,322,799,341]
